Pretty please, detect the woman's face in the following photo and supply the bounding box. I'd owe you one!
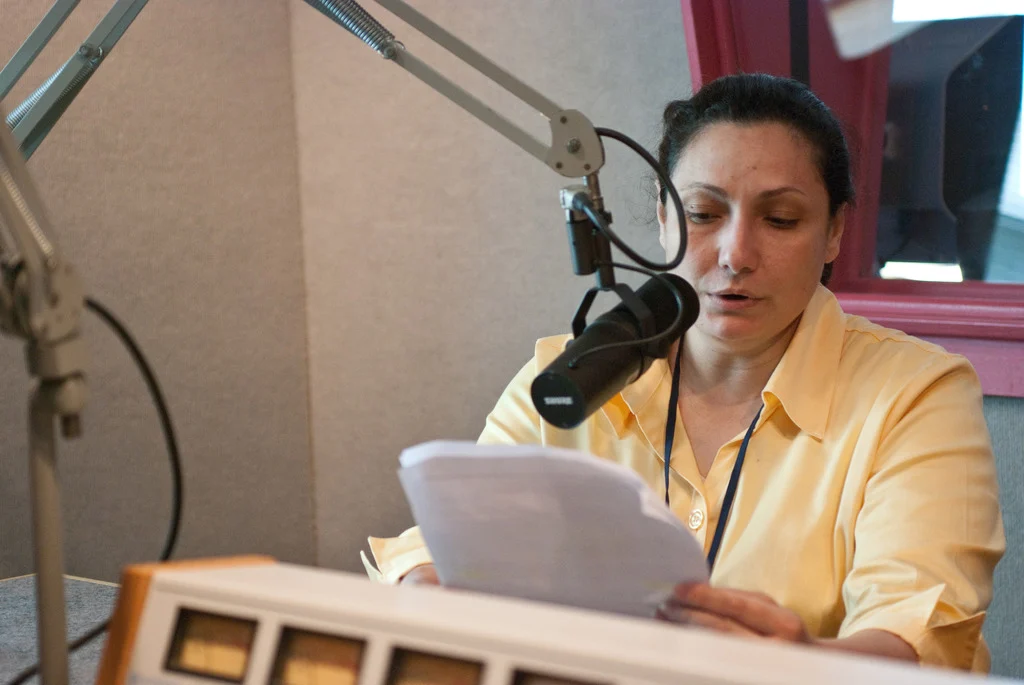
[658,121,844,354]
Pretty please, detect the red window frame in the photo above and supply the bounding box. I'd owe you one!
[681,0,1024,396]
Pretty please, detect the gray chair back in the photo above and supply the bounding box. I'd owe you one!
[983,396,1023,678]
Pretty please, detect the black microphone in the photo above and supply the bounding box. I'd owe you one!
[531,274,699,429]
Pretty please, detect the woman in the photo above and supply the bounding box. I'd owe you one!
[364,74,1004,671]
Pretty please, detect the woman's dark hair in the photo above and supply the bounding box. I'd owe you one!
[658,73,854,284]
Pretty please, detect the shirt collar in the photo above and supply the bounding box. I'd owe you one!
[761,285,844,439]
[601,284,844,441]
[611,357,671,445]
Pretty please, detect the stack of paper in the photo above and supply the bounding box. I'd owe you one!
[398,440,709,618]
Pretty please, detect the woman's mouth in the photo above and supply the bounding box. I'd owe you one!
[708,291,760,310]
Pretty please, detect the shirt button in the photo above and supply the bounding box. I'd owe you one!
[688,509,705,530]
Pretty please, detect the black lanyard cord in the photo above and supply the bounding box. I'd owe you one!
[663,341,685,507]
[706,405,761,572]
[663,342,763,573]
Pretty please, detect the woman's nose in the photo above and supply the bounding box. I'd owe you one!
[718,215,759,275]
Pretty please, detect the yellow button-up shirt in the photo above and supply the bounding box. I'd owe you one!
[365,286,1004,671]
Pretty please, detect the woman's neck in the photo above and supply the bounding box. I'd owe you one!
[674,319,801,408]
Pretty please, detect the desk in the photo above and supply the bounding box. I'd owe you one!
[0,575,118,685]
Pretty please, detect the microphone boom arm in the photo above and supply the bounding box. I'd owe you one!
[0,0,82,103]
[306,0,605,178]
[2,0,151,159]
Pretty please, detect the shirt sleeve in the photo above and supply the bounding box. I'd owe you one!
[838,357,1005,671]
[477,352,543,445]
[363,527,433,584]
[363,353,543,583]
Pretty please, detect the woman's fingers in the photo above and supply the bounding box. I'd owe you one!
[665,583,810,643]
[657,601,761,636]
[400,563,441,586]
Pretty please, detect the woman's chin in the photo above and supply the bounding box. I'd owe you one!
[698,317,764,343]
[695,311,801,354]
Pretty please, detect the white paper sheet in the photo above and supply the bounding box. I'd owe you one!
[398,440,709,618]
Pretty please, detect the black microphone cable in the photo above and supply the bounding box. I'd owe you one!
[5,297,184,685]
[580,126,687,272]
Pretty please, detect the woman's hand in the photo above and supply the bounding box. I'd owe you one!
[658,583,917,663]
[657,583,811,643]
[399,563,441,586]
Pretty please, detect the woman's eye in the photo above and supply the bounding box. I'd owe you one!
[685,212,715,224]
[766,216,799,228]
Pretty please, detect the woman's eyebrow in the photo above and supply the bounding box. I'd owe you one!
[679,184,807,200]
[759,186,807,199]
[680,182,729,199]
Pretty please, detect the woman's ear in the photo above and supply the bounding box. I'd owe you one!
[825,204,846,264]
[657,192,668,251]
